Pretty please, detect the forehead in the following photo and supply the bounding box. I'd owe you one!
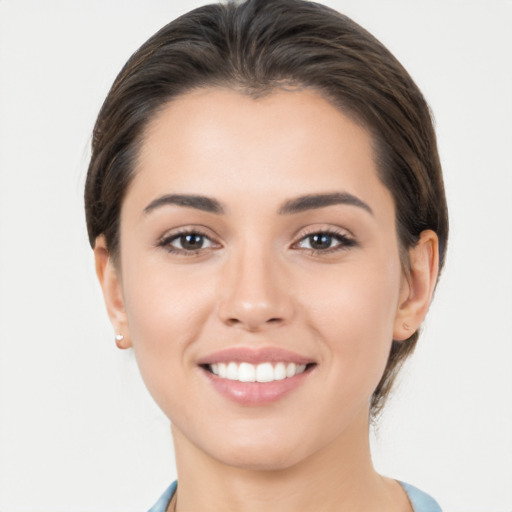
[128,87,393,218]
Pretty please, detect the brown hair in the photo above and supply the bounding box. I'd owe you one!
[85,0,448,416]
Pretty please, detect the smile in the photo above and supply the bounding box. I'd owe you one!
[197,347,316,405]
[208,361,308,383]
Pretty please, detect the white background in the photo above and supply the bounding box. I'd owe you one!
[0,1,511,511]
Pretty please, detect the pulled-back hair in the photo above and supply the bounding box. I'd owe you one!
[85,0,448,416]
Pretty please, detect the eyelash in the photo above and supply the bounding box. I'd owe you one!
[157,228,219,256]
[292,228,357,255]
[157,228,357,256]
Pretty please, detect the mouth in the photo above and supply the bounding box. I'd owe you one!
[201,361,315,383]
[197,347,317,405]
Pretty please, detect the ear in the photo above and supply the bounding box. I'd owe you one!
[393,230,440,341]
[94,235,132,349]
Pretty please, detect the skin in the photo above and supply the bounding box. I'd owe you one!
[95,88,439,512]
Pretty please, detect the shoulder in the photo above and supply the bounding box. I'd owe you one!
[400,481,442,512]
[147,481,177,512]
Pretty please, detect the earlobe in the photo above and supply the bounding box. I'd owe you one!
[94,236,132,349]
[393,230,440,341]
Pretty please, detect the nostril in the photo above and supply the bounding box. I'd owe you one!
[218,295,292,330]
[224,316,284,331]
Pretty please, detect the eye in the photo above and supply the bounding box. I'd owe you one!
[295,231,356,252]
[158,230,218,254]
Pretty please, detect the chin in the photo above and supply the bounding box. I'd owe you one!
[201,424,327,472]
[213,445,307,472]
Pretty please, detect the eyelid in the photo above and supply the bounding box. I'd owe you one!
[157,225,222,254]
[291,225,357,252]
[292,224,354,242]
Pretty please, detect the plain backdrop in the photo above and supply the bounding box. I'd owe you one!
[0,1,511,511]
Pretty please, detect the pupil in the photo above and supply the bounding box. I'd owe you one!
[310,234,331,249]
[181,234,203,249]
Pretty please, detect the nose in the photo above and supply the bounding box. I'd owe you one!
[217,244,294,332]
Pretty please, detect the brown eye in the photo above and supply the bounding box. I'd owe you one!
[159,231,217,253]
[177,233,205,250]
[308,233,335,250]
[297,231,355,252]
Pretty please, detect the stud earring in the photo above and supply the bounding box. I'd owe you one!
[115,334,124,342]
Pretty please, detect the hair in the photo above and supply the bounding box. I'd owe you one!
[85,0,448,417]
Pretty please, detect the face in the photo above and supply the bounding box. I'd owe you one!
[109,88,411,470]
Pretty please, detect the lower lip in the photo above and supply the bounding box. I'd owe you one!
[202,367,313,406]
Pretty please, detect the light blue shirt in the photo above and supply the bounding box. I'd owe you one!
[148,480,442,511]
[400,481,443,512]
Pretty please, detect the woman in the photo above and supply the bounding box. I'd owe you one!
[85,0,448,510]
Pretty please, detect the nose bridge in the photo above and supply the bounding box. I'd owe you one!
[218,237,292,330]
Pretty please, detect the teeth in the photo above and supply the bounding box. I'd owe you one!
[226,362,238,380]
[256,362,274,383]
[274,362,286,380]
[207,361,308,382]
[286,362,296,378]
[239,362,256,382]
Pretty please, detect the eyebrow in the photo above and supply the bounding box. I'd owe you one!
[143,194,225,215]
[143,191,373,217]
[278,192,373,215]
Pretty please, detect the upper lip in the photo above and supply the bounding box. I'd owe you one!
[196,347,315,366]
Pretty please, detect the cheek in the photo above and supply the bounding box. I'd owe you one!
[300,256,402,392]
[303,254,401,333]
[122,241,216,335]
[120,257,215,404]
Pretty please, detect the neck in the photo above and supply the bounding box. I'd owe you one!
[171,409,410,512]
